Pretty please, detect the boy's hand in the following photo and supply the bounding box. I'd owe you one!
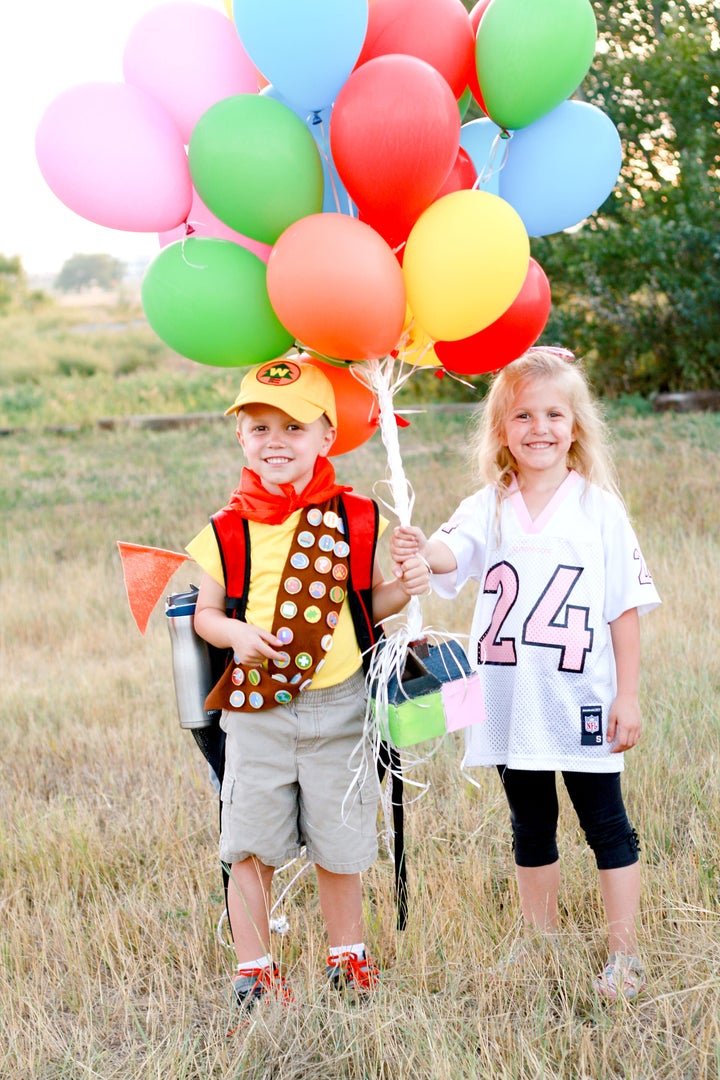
[390,525,428,579]
[398,554,431,597]
[607,693,642,752]
[227,621,285,666]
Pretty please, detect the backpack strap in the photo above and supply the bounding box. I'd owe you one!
[209,509,251,619]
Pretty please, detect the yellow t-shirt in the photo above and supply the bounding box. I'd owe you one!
[186,509,386,689]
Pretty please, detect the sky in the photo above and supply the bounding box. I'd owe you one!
[2,0,222,276]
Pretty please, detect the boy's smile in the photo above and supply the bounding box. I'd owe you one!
[237,403,336,495]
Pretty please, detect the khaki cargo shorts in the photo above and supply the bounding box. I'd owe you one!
[219,669,379,873]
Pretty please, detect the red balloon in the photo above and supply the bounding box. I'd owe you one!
[356,0,476,99]
[267,213,406,362]
[467,0,493,111]
[434,146,478,199]
[330,55,460,248]
[306,359,380,456]
[435,258,551,374]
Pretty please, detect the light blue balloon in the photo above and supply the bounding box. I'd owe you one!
[498,100,623,237]
[460,117,504,196]
[260,86,355,214]
[234,0,368,113]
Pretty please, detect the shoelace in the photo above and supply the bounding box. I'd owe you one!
[327,952,380,990]
[234,964,295,1006]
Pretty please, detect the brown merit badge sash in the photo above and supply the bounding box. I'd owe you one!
[205,497,351,712]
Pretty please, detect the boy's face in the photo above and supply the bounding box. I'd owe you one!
[237,403,336,494]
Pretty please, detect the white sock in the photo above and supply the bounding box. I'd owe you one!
[237,954,272,974]
[329,942,365,959]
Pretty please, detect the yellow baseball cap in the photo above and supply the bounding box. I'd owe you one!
[225,358,337,427]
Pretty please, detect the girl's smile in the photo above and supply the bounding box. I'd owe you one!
[502,376,575,486]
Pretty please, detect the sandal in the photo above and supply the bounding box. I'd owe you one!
[595,953,647,1000]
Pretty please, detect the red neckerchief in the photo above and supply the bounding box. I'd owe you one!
[226,457,352,525]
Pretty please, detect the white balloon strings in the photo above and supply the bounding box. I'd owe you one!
[307,111,355,218]
[474,128,512,190]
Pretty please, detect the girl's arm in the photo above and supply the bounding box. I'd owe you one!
[607,607,642,753]
[390,525,458,576]
[193,571,284,666]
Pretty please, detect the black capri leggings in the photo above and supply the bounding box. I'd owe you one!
[497,767,640,871]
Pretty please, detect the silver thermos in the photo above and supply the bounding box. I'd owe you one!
[165,587,214,729]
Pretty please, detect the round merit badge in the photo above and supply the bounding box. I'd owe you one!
[277,627,294,645]
[274,689,293,704]
[309,581,326,599]
[229,691,245,708]
[280,601,297,619]
[314,556,332,574]
[323,510,338,529]
[297,531,315,548]
[295,653,313,669]
[231,668,245,686]
[248,692,264,709]
[303,606,322,624]
[307,508,323,527]
[318,534,335,552]
[329,586,345,603]
[284,577,302,595]
[290,552,310,570]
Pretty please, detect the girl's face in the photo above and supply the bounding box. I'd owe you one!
[502,376,575,485]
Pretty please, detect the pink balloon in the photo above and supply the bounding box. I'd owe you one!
[267,213,406,361]
[123,2,257,145]
[159,189,272,260]
[36,82,192,232]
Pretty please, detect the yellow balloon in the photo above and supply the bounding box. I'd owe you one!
[403,190,530,342]
[395,304,441,367]
[223,0,232,16]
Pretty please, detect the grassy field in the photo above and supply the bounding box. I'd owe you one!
[1,310,719,1078]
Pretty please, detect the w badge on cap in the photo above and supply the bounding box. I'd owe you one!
[256,360,301,385]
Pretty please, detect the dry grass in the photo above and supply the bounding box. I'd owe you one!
[1,406,719,1079]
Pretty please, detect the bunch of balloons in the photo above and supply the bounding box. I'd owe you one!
[36,0,623,420]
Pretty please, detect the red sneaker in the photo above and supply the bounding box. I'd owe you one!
[227,963,294,1034]
[326,951,380,994]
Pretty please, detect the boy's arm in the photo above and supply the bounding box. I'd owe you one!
[193,571,284,666]
[607,607,642,753]
[371,553,430,623]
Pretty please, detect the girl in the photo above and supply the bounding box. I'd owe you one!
[391,347,660,999]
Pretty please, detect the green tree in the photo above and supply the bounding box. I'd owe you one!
[55,253,126,293]
[534,1,720,395]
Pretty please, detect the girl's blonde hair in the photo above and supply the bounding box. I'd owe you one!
[471,346,621,498]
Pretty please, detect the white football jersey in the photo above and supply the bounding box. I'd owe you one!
[431,472,661,773]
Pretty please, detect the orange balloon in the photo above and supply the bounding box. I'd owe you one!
[267,213,406,361]
[305,357,381,455]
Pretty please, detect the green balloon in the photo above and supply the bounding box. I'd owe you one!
[476,0,597,130]
[141,238,294,367]
[189,94,324,245]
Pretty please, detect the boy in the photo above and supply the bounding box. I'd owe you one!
[188,357,428,1023]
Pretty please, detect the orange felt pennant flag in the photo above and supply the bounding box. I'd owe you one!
[117,541,188,635]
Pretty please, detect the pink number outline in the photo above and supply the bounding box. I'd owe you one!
[477,562,594,673]
[522,564,593,673]
[478,561,519,666]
